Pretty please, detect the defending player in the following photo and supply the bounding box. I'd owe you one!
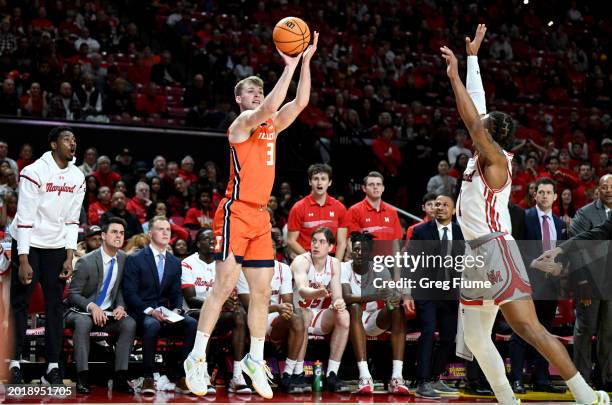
[291,227,350,393]
[341,232,410,395]
[443,25,607,404]
[236,241,306,394]
[184,33,319,399]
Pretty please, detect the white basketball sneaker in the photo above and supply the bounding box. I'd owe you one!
[240,354,273,399]
[183,353,210,396]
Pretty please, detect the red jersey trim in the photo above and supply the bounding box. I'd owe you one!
[475,155,512,194]
[20,174,41,188]
[181,283,195,289]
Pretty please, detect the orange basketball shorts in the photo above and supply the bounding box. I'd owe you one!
[212,198,273,267]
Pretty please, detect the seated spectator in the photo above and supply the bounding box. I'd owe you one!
[48,82,82,120]
[144,200,189,241]
[83,53,107,89]
[74,27,100,55]
[112,148,135,182]
[184,189,213,229]
[114,180,128,195]
[127,52,151,87]
[92,155,121,190]
[127,181,151,224]
[79,147,98,175]
[183,74,206,108]
[0,140,18,175]
[0,18,17,56]
[84,174,99,208]
[149,176,163,202]
[427,160,456,195]
[150,50,184,86]
[31,7,54,31]
[72,224,103,267]
[178,155,197,187]
[100,191,143,240]
[16,143,34,172]
[20,82,48,117]
[234,55,254,79]
[135,82,167,118]
[75,74,104,119]
[371,125,402,177]
[166,177,191,217]
[88,186,111,225]
[118,23,143,54]
[122,216,195,395]
[68,43,92,67]
[448,153,469,179]
[0,78,18,116]
[125,233,151,255]
[163,161,180,191]
[146,156,166,179]
[172,238,189,260]
[104,78,134,117]
[186,99,214,128]
[447,129,472,166]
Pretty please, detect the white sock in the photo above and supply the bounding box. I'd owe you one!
[357,361,371,379]
[491,383,519,405]
[284,358,297,375]
[47,363,59,373]
[326,359,340,377]
[10,360,20,369]
[233,361,242,379]
[566,372,596,404]
[294,361,304,375]
[192,331,209,359]
[392,360,403,379]
[249,336,265,362]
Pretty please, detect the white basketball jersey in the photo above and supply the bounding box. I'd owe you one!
[295,252,333,310]
[456,151,514,241]
[181,253,216,309]
[340,261,381,313]
[237,261,292,306]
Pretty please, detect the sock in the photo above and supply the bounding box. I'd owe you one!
[326,359,340,377]
[491,383,519,405]
[249,336,265,362]
[47,363,59,373]
[284,358,297,375]
[357,361,371,379]
[192,331,209,359]
[392,360,403,379]
[10,360,20,369]
[233,361,242,379]
[566,372,596,404]
[294,361,304,375]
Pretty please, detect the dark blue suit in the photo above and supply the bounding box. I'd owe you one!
[509,207,567,386]
[123,246,197,376]
[410,220,464,381]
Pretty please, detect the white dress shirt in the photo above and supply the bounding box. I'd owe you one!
[536,206,557,246]
[436,220,453,241]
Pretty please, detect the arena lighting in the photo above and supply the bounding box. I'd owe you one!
[523,0,529,4]
[548,20,554,26]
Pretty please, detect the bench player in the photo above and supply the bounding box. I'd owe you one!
[342,231,410,395]
[291,227,350,393]
[184,33,319,399]
[443,24,607,404]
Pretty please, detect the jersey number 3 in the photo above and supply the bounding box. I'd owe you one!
[266,142,274,166]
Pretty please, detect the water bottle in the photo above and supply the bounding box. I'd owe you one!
[386,301,395,311]
[312,360,323,392]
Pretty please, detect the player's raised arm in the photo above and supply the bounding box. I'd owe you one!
[273,31,319,133]
[465,24,487,116]
[230,50,303,137]
[441,46,505,166]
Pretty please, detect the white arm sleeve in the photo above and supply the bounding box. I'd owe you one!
[14,169,43,255]
[466,56,487,115]
[65,178,86,250]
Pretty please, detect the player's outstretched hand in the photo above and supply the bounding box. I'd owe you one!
[466,24,487,56]
[277,47,303,69]
[440,46,459,79]
[302,31,319,63]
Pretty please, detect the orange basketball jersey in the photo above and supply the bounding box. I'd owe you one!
[224,118,277,206]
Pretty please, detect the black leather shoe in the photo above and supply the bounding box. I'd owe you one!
[76,371,90,394]
[512,380,526,394]
[113,378,134,394]
[10,367,24,384]
[532,383,566,394]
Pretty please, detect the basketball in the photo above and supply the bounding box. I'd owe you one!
[273,17,310,56]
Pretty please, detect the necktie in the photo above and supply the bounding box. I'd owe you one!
[157,254,165,285]
[542,215,551,251]
[96,258,115,307]
[441,227,449,256]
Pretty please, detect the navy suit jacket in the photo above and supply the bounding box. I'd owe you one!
[524,207,567,299]
[122,246,182,321]
[410,220,465,299]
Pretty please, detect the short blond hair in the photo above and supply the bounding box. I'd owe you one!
[234,75,264,97]
[149,215,169,230]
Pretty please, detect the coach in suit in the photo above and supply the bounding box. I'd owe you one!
[122,215,196,395]
[66,217,136,394]
[509,178,567,394]
[542,174,612,390]
[409,193,464,398]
